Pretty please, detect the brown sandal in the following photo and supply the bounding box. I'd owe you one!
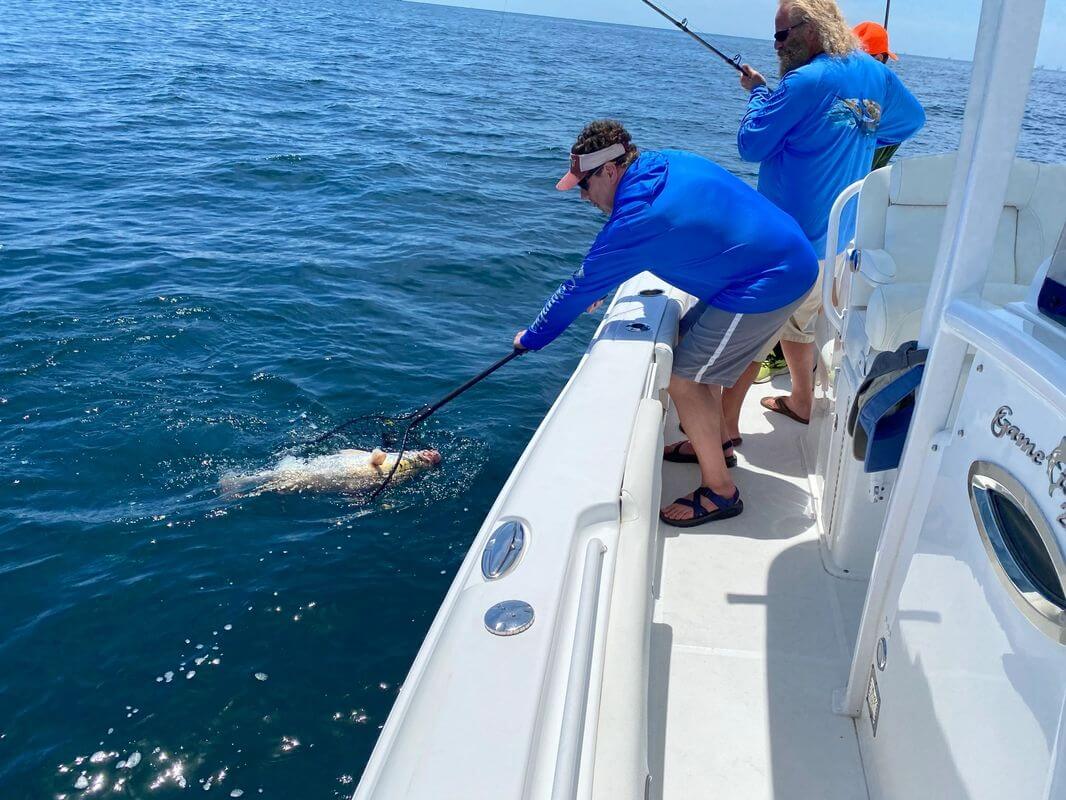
[760,395,809,425]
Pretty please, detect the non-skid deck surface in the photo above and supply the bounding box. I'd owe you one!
[651,378,869,800]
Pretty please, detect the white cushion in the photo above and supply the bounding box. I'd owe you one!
[865,281,1029,352]
[889,154,955,206]
[845,153,1066,357]
[1016,164,1066,283]
[855,166,891,250]
[889,154,1038,208]
[856,156,1066,284]
[882,205,1018,284]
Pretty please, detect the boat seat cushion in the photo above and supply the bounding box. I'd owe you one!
[865,281,1028,353]
[856,155,1066,286]
[887,155,1038,208]
[883,205,1018,284]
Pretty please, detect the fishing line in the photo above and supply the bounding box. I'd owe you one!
[495,0,510,45]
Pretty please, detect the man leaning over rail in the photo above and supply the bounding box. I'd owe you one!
[721,0,925,438]
[513,120,817,527]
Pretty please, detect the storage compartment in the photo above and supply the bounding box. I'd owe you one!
[814,351,896,579]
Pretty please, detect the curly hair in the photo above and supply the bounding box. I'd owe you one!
[571,120,640,168]
[783,0,859,57]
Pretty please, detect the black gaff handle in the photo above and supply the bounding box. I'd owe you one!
[361,348,526,505]
[305,348,526,449]
[409,347,526,426]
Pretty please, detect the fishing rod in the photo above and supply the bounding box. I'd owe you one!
[883,0,892,30]
[639,0,745,73]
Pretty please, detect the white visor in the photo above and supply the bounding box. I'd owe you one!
[557,143,627,190]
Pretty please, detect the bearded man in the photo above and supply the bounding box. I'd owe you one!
[721,0,925,436]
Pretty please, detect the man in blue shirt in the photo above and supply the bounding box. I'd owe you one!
[513,120,818,526]
[722,0,924,435]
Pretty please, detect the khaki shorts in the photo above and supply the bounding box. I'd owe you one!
[779,257,826,344]
[761,255,838,352]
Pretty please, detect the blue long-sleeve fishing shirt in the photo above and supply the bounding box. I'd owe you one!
[519,150,818,351]
[739,51,925,257]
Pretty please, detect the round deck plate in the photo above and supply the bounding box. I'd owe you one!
[484,600,534,636]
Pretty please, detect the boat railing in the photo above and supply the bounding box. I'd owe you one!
[551,537,607,799]
[547,287,678,800]
[822,178,865,337]
[353,273,680,800]
[588,396,666,800]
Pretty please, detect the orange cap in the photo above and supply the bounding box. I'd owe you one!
[853,21,898,61]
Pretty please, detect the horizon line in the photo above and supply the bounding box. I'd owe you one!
[406,0,1066,72]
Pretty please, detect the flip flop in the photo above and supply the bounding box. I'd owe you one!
[663,441,737,468]
[678,423,742,448]
[760,395,809,425]
[660,486,744,528]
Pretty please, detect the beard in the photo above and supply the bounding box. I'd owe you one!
[777,39,812,75]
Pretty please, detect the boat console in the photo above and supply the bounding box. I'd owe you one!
[812,153,1066,579]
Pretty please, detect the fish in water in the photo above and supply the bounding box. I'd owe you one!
[220,448,442,496]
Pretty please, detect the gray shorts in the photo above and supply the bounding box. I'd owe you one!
[673,297,804,387]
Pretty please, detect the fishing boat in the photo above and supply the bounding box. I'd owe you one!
[354,1,1066,797]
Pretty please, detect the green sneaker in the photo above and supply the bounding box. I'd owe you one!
[754,355,788,384]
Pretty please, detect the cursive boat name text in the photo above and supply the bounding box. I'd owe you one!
[990,406,1066,498]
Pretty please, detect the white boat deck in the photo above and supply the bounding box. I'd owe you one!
[651,377,870,800]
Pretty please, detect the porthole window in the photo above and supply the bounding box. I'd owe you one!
[969,461,1066,642]
[988,489,1066,607]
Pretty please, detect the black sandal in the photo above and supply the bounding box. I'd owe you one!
[678,423,743,449]
[722,440,737,468]
[660,486,744,528]
[663,441,737,468]
[663,441,699,464]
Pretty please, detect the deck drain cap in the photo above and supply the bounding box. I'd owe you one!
[485,600,534,636]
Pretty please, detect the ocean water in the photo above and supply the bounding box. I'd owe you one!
[1,0,1063,796]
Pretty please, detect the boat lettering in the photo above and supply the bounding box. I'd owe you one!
[1050,437,1066,499]
[990,407,1066,499]
[991,405,1046,464]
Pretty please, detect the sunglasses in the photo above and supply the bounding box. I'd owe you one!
[773,19,807,43]
[578,163,607,191]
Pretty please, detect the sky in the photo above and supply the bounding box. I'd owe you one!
[414,0,1066,70]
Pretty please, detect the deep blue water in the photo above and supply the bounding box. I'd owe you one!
[1,1,1063,796]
